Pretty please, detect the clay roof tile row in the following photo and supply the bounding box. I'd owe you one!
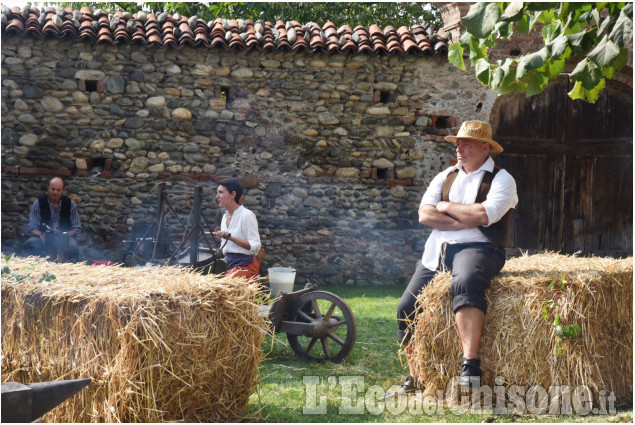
[1,5,448,55]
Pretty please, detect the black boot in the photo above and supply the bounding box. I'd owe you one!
[459,357,482,388]
[383,375,423,398]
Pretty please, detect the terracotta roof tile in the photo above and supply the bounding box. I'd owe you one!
[1,6,448,55]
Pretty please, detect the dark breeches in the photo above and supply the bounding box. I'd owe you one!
[397,242,505,344]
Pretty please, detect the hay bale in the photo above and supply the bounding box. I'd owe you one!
[410,253,632,402]
[1,256,269,422]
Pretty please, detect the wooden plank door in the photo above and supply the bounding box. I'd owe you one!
[491,78,632,256]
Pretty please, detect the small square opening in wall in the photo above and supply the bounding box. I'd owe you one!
[380,91,396,104]
[85,80,98,92]
[435,117,450,129]
[220,87,231,101]
[377,168,388,179]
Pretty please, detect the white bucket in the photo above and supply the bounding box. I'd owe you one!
[268,267,296,296]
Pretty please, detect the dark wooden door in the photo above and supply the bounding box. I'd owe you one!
[491,78,632,257]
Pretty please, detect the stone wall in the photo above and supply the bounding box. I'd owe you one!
[1,36,496,285]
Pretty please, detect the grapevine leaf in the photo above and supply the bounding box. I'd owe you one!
[546,58,566,78]
[568,78,606,103]
[525,71,549,96]
[609,9,633,46]
[501,2,525,21]
[570,58,603,90]
[588,36,620,67]
[526,3,559,12]
[516,14,530,33]
[448,42,466,70]
[516,47,548,78]
[462,2,501,39]
[475,58,491,84]
[550,35,569,59]
[543,22,563,44]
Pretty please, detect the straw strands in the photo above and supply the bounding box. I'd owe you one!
[1,256,270,422]
[409,253,632,402]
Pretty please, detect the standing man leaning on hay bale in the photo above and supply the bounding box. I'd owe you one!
[214,178,264,279]
[24,177,81,262]
[388,120,518,396]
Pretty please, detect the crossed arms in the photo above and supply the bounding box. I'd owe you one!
[418,201,489,231]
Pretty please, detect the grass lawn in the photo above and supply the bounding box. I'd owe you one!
[246,284,633,423]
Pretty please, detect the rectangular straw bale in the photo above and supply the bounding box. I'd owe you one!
[1,255,269,422]
[409,253,632,403]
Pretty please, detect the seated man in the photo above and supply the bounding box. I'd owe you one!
[24,177,81,261]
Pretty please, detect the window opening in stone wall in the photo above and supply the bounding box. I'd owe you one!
[510,48,522,57]
[85,80,98,92]
[91,157,106,171]
[435,117,449,128]
[380,91,396,104]
[377,168,388,180]
[221,87,231,101]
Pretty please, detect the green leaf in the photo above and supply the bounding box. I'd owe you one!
[550,35,569,58]
[612,47,629,72]
[571,59,603,90]
[541,303,549,321]
[516,14,530,33]
[2,266,10,275]
[537,9,556,25]
[562,323,582,338]
[591,8,601,27]
[588,36,620,67]
[567,30,594,54]
[568,77,606,103]
[448,42,466,70]
[459,31,472,48]
[525,71,549,96]
[526,3,559,12]
[475,58,491,84]
[467,36,488,62]
[501,2,525,21]
[554,314,561,326]
[495,21,513,38]
[545,58,566,78]
[462,2,501,39]
[543,22,563,44]
[609,10,633,46]
[598,12,616,35]
[516,47,548,78]
[4,253,14,262]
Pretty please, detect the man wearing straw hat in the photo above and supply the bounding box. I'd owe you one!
[389,120,518,395]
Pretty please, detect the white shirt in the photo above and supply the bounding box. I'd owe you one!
[220,205,261,256]
[419,157,518,270]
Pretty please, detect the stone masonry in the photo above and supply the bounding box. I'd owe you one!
[1,33,497,286]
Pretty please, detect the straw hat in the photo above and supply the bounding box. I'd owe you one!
[445,120,503,153]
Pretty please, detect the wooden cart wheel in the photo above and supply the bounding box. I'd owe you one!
[286,290,356,362]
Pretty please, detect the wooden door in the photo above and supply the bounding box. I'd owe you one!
[491,78,632,257]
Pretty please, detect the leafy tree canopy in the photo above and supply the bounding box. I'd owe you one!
[448,2,633,103]
[43,2,443,30]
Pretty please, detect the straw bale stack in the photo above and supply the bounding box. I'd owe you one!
[1,256,269,422]
[409,253,632,403]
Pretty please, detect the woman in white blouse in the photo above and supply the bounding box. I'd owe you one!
[213,178,263,278]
